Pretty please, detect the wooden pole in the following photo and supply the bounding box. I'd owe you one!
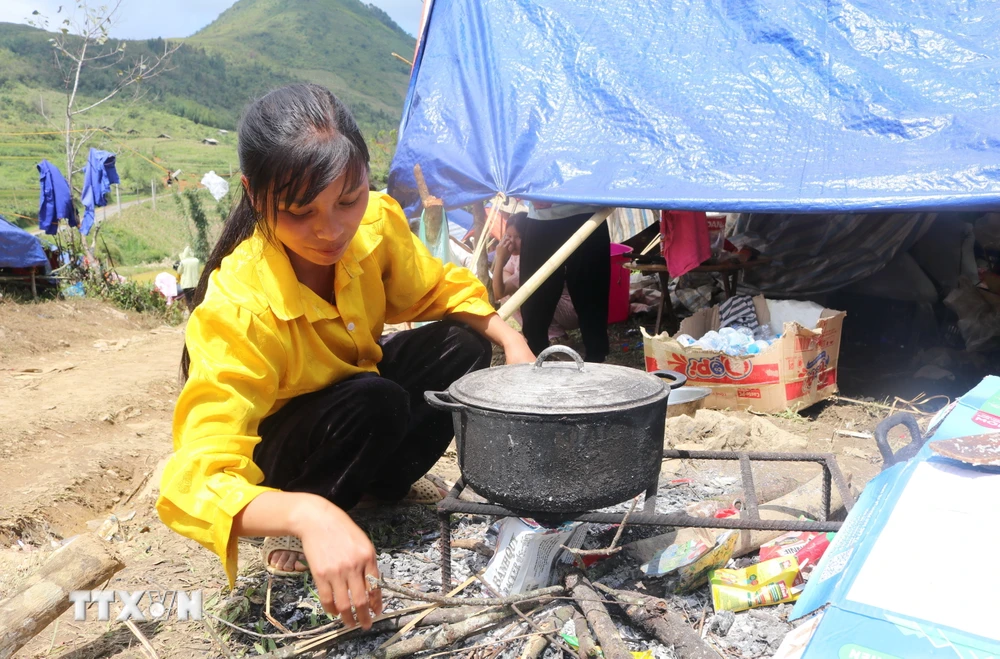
[469,197,503,280]
[412,164,444,246]
[497,207,613,320]
[30,268,37,300]
[0,534,125,658]
[470,200,491,288]
[151,179,156,211]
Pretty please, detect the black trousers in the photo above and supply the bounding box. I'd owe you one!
[520,213,611,362]
[253,321,491,510]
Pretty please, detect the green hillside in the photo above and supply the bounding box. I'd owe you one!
[0,0,414,226]
[187,0,415,121]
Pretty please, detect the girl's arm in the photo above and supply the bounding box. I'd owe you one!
[450,311,535,364]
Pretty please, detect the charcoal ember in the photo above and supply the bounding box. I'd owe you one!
[707,610,736,636]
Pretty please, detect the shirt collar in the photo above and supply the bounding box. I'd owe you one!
[248,220,381,322]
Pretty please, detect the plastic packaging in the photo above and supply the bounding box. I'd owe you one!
[710,556,804,612]
[482,518,589,595]
[675,333,698,347]
[754,323,774,341]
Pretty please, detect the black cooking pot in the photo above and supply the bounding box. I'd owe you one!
[425,346,686,513]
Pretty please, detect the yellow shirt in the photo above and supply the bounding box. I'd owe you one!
[156,192,494,586]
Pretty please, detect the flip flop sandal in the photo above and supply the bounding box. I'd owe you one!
[261,535,308,577]
[353,477,447,510]
[402,477,446,505]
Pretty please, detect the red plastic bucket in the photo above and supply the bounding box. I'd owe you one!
[608,243,633,323]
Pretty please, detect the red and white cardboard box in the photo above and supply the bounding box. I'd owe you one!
[642,296,846,413]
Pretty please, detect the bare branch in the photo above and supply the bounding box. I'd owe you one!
[71,43,179,116]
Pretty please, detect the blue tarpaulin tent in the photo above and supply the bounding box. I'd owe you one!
[389,0,1000,217]
[0,216,48,269]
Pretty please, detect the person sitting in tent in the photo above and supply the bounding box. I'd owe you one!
[175,246,201,311]
[492,212,579,342]
[519,202,610,362]
[156,84,534,630]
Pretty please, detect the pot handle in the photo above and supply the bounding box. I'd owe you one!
[651,370,687,390]
[534,345,585,371]
[424,390,466,412]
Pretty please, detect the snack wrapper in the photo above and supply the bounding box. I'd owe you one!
[710,556,804,612]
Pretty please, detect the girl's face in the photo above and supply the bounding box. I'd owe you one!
[505,225,522,255]
[272,171,369,268]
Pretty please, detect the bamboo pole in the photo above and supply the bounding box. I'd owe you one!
[497,207,613,320]
[0,534,125,658]
[470,201,490,288]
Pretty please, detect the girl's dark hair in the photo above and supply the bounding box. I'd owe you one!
[509,211,528,236]
[180,84,370,380]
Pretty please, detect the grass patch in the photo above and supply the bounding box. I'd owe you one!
[92,189,223,268]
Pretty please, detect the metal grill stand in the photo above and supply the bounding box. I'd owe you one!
[436,449,854,587]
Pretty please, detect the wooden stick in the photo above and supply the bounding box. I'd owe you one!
[451,538,494,558]
[640,233,662,256]
[369,576,563,608]
[498,208,614,320]
[594,585,720,659]
[391,52,414,66]
[573,612,600,658]
[834,395,935,416]
[264,574,292,634]
[378,575,477,650]
[375,605,535,659]
[123,620,160,659]
[509,605,580,659]
[564,572,630,659]
[257,605,484,658]
[0,533,125,658]
[563,495,637,557]
[202,619,236,659]
[518,619,556,659]
[421,631,554,659]
[470,196,503,281]
[470,201,491,290]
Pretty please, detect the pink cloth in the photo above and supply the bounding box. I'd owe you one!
[660,211,711,278]
[502,255,579,340]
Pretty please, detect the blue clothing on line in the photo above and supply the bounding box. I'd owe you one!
[80,148,120,235]
[37,160,77,236]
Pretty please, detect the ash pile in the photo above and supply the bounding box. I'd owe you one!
[219,439,842,659]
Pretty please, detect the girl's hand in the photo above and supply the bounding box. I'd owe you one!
[495,237,511,263]
[292,497,383,629]
[503,335,536,365]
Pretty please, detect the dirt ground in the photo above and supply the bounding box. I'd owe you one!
[0,299,950,657]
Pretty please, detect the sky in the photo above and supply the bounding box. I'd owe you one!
[0,0,422,39]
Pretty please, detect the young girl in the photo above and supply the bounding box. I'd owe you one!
[492,213,580,342]
[156,84,534,630]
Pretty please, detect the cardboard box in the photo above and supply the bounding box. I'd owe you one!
[642,296,846,413]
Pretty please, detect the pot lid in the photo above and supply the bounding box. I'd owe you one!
[448,345,669,415]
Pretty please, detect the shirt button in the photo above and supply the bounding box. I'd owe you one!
[347,322,356,331]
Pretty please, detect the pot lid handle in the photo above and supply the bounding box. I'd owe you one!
[534,345,585,371]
